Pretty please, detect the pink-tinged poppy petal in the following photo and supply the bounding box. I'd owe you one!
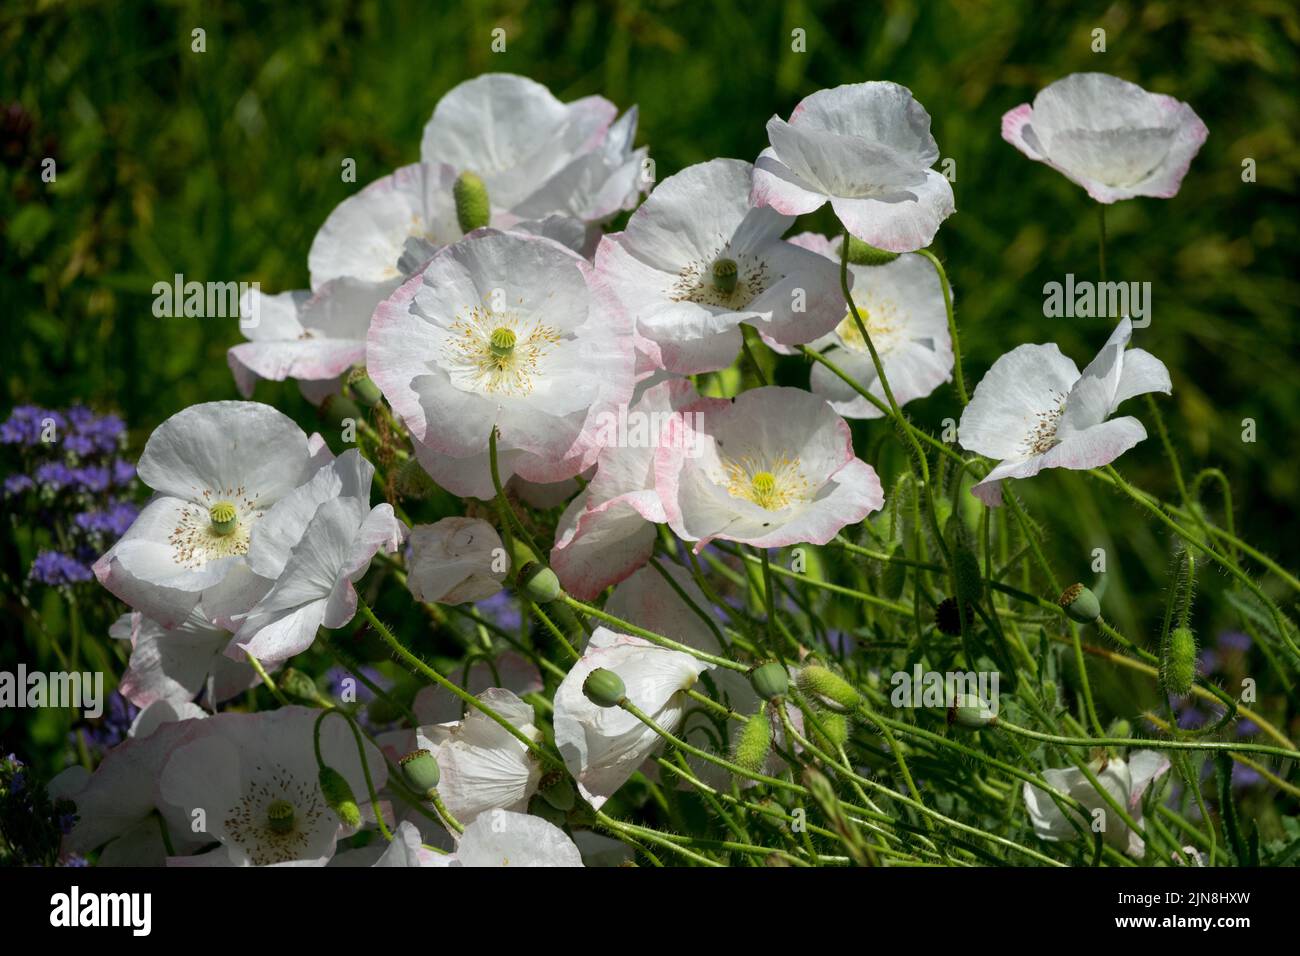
[828,169,955,253]
[406,517,505,605]
[959,344,1080,460]
[751,146,829,216]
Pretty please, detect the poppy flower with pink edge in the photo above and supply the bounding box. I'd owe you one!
[405,516,506,605]
[656,386,883,551]
[752,82,955,253]
[1002,73,1208,204]
[958,318,1171,506]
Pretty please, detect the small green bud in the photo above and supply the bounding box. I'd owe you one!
[711,257,739,295]
[947,693,997,729]
[811,711,850,750]
[518,561,561,604]
[267,798,296,834]
[732,706,772,773]
[798,665,859,712]
[1161,626,1197,696]
[320,392,361,426]
[539,771,575,812]
[845,236,900,266]
[399,749,441,793]
[1107,718,1132,739]
[453,170,491,233]
[317,767,361,828]
[208,501,238,536]
[346,366,382,407]
[1059,583,1101,624]
[583,668,626,708]
[278,667,320,704]
[749,662,789,701]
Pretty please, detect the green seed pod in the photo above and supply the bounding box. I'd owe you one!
[583,668,626,709]
[399,748,441,793]
[732,706,772,773]
[346,366,383,407]
[208,501,238,536]
[319,392,362,427]
[267,798,296,834]
[711,257,739,295]
[812,711,850,751]
[947,693,997,729]
[845,235,900,266]
[528,792,569,829]
[797,665,859,712]
[453,170,491,233]
[1059,583,1101,624]
[518,561,561,604]
[318,766,361,828]
[1161,626,1197,696]
[749,662,789,701]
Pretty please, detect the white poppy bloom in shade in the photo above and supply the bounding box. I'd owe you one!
[406,516,505,605]
[958,318,1171,506]
[159,707,387,867]
[415,688,543,825]
[447,809,584,867]
[551,377,700,600]
[790,232,953,418]
[93,402,332,628]
[553,626,714,809]
[595,158,845,375]
[656,386,884,551]
[1002,73,1208,204]
[231,451,406,664]
[111,609,259,710]
[752,82,955,253]
[367,230,636,499]
[1022,750,1170,857]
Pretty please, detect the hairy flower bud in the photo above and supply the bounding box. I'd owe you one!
[1161,626,1197,696]
[732,706,773,773]
[318,766,361,828]
[798,665,859,712]
[453,170,491,233]
[845,235,900,266]
[947,693,997,729]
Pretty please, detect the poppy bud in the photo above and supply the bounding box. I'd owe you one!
[399,749,441,793]
[539,772,575,812]
[1059,583,1101,624]
[798,665,859,712]
[453,170,491,233]
[749,662,789,701]
[882,545,908,600]
[517,561,561,604]
[845,235,900,266]
[318,766,361,828]
[583,668,626,708]
[947,693,997,729]
[732,706,772,773]
[811,711,850,750]
[1161,626,1197,697]
[346,366,383,407]
[279,667,320,704]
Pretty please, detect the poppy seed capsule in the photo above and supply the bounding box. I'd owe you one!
[346,366,383,407]
[1162,627,1197,696]
[947,693,997,729]
[1059,583,1101,624]
[750,662,789,701]
[453,170,490,233]
[798,665,859,712]
[318,767,361,828]
[733,707,772,773]
[267,798,296,834]
[845,236,900,266]
[518,561,561,604]
[711,257,739,295]
[399,749,441,793]
[583,668,626,708]
[208,501,238,536]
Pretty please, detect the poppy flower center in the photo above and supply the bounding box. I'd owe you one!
[267,799,295,834]
[444,307,561,397]
[209,501,238,536]
[489,327,517,357]
[711,258,738,295]
[1024,394,1068,455]
[725,457,809,511]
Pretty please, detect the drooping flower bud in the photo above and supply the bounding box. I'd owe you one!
[1059,584,1101,624]
[453,170,491,233]
[798,665,859,712]
[517,561,561,604]
[399,748,441,793]
[317,767,361,828]
[279,667,320,704]
[732,706,772,773]
[346,366,383,407]
[1161,626,1197,696]
[845,236,900,266]
[882,545,907,600]
[583,668,626,708]
[947,693,997,729]
[749,662,789,701]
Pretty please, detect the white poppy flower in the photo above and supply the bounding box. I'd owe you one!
[159,706,387,867]
[752,82,955,253]
[93,402,332,628]
[553,625,715,809]
[230,451,406,663]
[367,230,636,499]
[656,386,884,550]
[111,608,260,710]
[595,158,845,375]
[790,232,953,418]
[445,809,583,867]
[958,318,1171,506]
[415,688,542,825]
[1022,750,1170,857]
[406,516,506,605]
[1002,73,1208,204]
[551,377,700,599]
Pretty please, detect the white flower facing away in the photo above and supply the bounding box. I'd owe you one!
[159,707,387,867]
[554,625,714,809]
[405,516,505,604]
[367,229,636,499]
[656,386,884,550]
[595,158,845,374]
[958,317,1172,506]
[1002,72,1208,204]
[93,402,333,628]
[790,232,953,418]
[111,608,260,711]
[752,82,955,253]
[1022,750,1170,857]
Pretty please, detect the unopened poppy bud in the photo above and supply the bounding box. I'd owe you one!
[798,665,859,712]
[518,561,561,604]
[845,235,900,266]
[812,711,850,750]
[453,170,491,233]
[1107,718,1132,739]
[1161,626,1197,696]
[749,662,789,701]
[346,366,382,407]
[1059,583,1100,624]
[279,667,320,704]
[947,693,997,729]
[320,392,361,426]
[399,748,441,793]
[539,771,575,812]
[882,545,907,600]
[318,766,361,828]
[583,668,626,708]
[732,706,772,773]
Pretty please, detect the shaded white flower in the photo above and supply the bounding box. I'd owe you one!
[656,386,884,550]
[553,626,714,809]
[595,158,844,374]
[445,809,583,867]
[406,516,505,604]
[93,402,332,627]
[1002,72,1208,204]
[958,318,1171,506]
[415,688,542,824]
[367,230,636,498]
[1022,750,1170,857]
[112,608,261,710]
[159,707,386,866]
[752,82,955,252]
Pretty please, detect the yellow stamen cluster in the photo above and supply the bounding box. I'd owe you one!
[444,305,560,396]
[724,456,809,511]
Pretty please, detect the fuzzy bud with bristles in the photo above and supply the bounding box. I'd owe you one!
[318,766,361,828]
[845,235,900,266]
[453,170,491,233]
[1161,626,1197,696]
[811,710,850,751]
[732,705,772,773]
[798,665,859,712]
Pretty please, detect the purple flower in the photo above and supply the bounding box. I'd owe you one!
[74,500,140,538]
[34,460,77,490]
[1217,631,1252,652]
[476,589,523,632]
[1177,707,1206,730]
[1236,719,1258,737]
[0,405,64,446]
[111,458,136,486]
[29,550,93,585]
[3,473,34,496]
